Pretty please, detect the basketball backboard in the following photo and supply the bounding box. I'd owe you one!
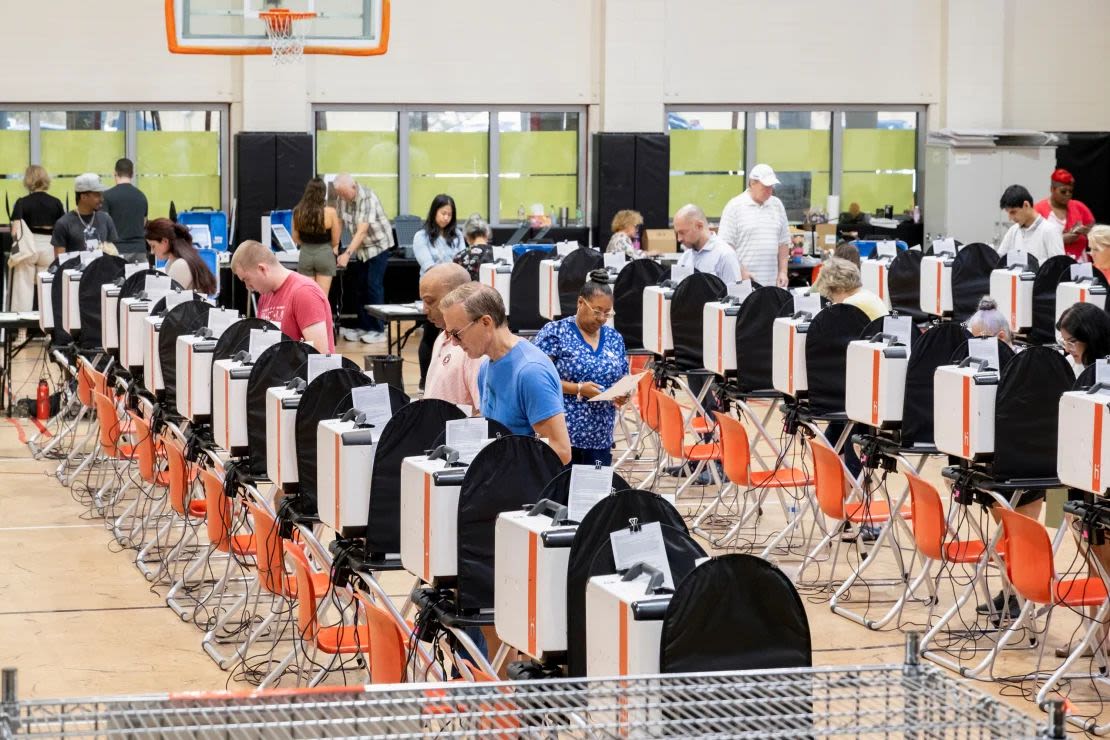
[165,0,389,56]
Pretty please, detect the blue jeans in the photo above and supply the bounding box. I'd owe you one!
[357,250,391,333]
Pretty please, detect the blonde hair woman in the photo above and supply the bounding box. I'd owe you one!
[811,256,888,321]
[9,165,64,312]
[605,209,643,257]
[1088,224,1110,284]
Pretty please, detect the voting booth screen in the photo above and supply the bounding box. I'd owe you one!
[557,248,605,317]
[614,259,666,351]
[733,286,792,393]
[158,300,213,416]
[950,243,1001,323]
[565,490,692,677]
[456,436,563,612]
[660,553,811,674]
[246,341,316,477]
[508,248,552,333]
[887,249,925,320]
[993,346,1074,480]
[671,272,727,372]
[365,399,467,554]
[898,322,969,447]
[76,255,126,351]
[803,304,870,415]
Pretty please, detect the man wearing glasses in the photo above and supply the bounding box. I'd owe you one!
[439,283,572,465]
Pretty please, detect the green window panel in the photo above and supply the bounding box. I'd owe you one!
[0,130,29,175]
[0,181,28,212]
[136,131,219,176]
[498,175,576,221]
[754,129,830,172]
[843,129,915,171]
[408,132,488,177]
[41,130,125,177]
[141,175,221,220]
[841,172,915,214]
[499,131,577,176]
[409,176,487,222]
[670,130,743,173]
[316,130,399,175]
[359,176,399,219]
[668,174,745,220]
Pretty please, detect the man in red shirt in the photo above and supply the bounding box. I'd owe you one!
[230,240,335,353]
[1035,168,1095,261]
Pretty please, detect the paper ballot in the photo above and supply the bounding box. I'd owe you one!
[588,371,648,402]
[883,315,913,347]
[968,337,1000,371]
[567,464,615,522]
[1097,359,1110,390]
[876,240,898,258]
[1072,263,1094,281]
[932,238,957,256]
[206,308,238,338]
[145,275,171,295]
[793,292,822,317]
[604,252,627,271]
[351,383,393,433]
[610,521,674,589]
[164,291,193,311]
[248,328,283,361]
[307,354,343,383]
[1006,249,1027,268]
[670,264,693,283]
[728,279,753,302]
[125,262,146,278]
[445,417,489,464]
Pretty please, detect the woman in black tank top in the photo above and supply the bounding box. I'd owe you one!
[293,177,342,295]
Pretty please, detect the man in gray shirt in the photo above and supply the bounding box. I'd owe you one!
[103,158,149,263]
[51,173,119,256]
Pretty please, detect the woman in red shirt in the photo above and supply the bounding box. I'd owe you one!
[1035,168,1095,261]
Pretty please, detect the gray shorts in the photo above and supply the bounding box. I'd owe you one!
[298,243,336,277]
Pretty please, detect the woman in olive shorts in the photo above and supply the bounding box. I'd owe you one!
[292,177,342,296]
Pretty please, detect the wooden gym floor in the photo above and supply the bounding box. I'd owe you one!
[0,322,1106,731]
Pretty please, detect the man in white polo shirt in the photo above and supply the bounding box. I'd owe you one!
[718,164,790,287]
[996,184,1064,263]
[673,203,741,284]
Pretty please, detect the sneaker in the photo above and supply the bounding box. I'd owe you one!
[976,590,1006,615]
[340,328,362,341]
[359,330,386,344]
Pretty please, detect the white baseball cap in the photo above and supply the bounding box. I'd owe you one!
[74,173,108,193]
[749,164,781,187]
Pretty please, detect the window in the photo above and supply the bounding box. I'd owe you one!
[841,111,917,216]
[497,111,579,223]
[0,112,30,212]
[136,110,222,218]
[408,111,489,221]
[315,110,398,218]
[668,111,743,220]
[754,110,831,221]
[40,110,125,209]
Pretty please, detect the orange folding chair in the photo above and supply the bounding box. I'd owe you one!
[651,389,721,497]
[112,409,171,546]
[138,430,204,583]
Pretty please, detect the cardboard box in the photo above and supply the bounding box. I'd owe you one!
[643,228,678,253]
[815,223,838,252]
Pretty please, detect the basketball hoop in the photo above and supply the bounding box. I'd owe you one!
[259,8,316,64]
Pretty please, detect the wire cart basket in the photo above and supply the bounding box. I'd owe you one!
[1,646,1058,739]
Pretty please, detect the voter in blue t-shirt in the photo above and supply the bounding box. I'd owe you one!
[440,282,572,465]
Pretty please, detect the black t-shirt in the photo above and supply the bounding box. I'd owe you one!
[102,182,148,253]
[11,191,65,235]
[51,210,119,253]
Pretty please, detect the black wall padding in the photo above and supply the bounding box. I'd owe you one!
[671,273,727,371]
[275,133,314,210]
[534,468,633,511]
[951,243,1001,323]
[805,304,870,415]
[1056,133,1110,223]
[733,287,791,393]
[365,400,466,552]
[557,248,604,316]
[76,255,126,351]
[887,249,926,320]
[50,256,82,346]
[613,259,665,351]
[660,554,811,674]
[456,436,562,612]
[993,346,1074,480]
[634,133,670,232]
[245,341,315,476]
[234,133,277,246]
[591,133,636,248]
[158,300,213,416]
[565,490,690,678]
[509,248,552,332]
[898,322,969,447]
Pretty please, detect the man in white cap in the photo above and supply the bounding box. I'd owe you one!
[50,173,119,257]
[718,164,790,287]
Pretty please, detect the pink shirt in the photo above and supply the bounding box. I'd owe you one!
[258,270,335,352]
[423,331,482,411]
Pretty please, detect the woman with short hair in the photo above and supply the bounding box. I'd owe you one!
[605,209,643,257]
[811,256,887,320]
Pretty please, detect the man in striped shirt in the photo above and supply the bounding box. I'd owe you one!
[334,173,395,343]
[718,164,790,287]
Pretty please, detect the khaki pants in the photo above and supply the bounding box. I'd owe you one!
[10,233,56,312]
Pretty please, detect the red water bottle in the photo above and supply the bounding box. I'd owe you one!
[36,379,50,420]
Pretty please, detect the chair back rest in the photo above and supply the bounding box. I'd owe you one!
[88,365,108,398]
[355,593,407,684]
[283,540,320,640]
[905,469,945,561]
[127,411,156,483]
[713,411,751,486]
[997,509,1054,605]
[245,499,290,598]
[199,467,232,552]
[652,390,686,459]
[637,371,659,432]
[92,391,122,456]
[809,436,848,520]
[164,434,191,517]
[76,358,93,407]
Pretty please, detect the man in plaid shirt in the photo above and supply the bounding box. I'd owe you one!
[335,173,395,343]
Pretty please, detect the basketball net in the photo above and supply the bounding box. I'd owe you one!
[259,9,315,64]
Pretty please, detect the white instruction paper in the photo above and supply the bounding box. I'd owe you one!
[603,252,627,271]
[248,328,283,361]
[968,337,1000,371]
[1097,359,1110,390]
[876,240,898,259]
[145,275,171,295]
[1072,263,1094,281]
[567,464,614,522]
[187,224,212,250]
[670,264,694,284]
[124,262,146,278]
[727,279,753,302]
[883,315,913,347]
[351,383,393,433]
[555,241,577,257]
[492,246,514,264]
[79,250,101,267]
[445,417,488,464]
[793,292,822,317]
[145,291,170,314]
[610,521,674,589]
[307,354,343,383]
[206,308,238,338]
[932,238,957,256]
[589,371,648,402]
[164,291,193,311]
[1006,249,1027,269]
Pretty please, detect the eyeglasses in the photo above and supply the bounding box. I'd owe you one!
[1060,335,1080,349]
[582,302,615,320]
[445,319,477,343]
